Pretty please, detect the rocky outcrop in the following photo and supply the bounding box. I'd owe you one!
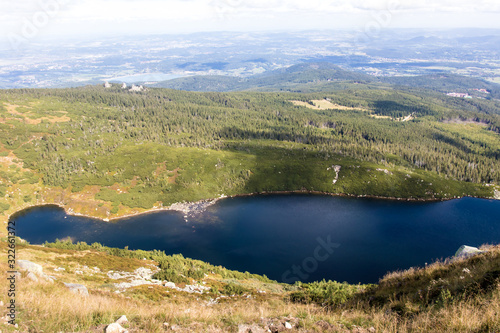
[104,315,129,332]
[63,283,89,296]
[164,281,176,288]
[18,260,43,275]
[105,322,127,333]
[169,196,224,221]
[108,266,210,294]
[376,168,393,175]
[327,165,342,184]
[455,245,484,258]
[115,315,128,326]
[27,272,38,282]
[17,260,54,283]
[109,267,164,290]
[238,324,267,333]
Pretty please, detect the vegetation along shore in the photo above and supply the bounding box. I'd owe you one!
[1,85,499,235]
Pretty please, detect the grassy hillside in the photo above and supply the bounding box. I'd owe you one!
[0,85,499,231]
[3,239,500,332]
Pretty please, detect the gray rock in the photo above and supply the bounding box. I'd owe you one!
[105,322,127,333]
[115,315,128,325]
[134,267,153,279]
[17,260,43,275]
[108,272,126,279]
[238,324,267,333]
[114,279,151,289]
[27,272,38,282]
[63,283,89,296]
[455,245,484,258]
[164,282,176,288]
[284,321,292,329]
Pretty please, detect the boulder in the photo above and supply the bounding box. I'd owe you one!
[105,322,127,333]
[115,315,128,325]
[17,260,43,275]
[27,272,38,282]
[63,283,89,296]
[455,245,484,258]
[164,282,176,288]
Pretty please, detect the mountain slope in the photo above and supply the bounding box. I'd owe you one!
[152,62,500,103]
[382,73,500,99]
[153,62,375,92]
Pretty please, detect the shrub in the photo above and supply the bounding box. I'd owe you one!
[222,283,249,295]
[153,269,189,284]
[290,280,366,306]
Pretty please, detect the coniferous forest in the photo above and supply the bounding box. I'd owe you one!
[0,83,499,218]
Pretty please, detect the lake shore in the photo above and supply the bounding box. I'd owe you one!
[5,189,492,227]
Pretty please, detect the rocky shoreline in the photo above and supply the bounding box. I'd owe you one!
[5,189,499,227]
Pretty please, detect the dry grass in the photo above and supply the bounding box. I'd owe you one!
[291,100,415,122]
[368,114,414,122]
[1,243,499,332]
[290,100,367,111]
[4,103,71,124]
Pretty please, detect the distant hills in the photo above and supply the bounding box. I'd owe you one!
[382,74,500,99]
[151,62,375,92]
[150,62,500,98]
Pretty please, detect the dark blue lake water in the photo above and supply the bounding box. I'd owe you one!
[12,195,500,284]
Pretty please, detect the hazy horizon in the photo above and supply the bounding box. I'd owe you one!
[2,0,500,50]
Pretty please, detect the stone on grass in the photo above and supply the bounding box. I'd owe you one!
[164,282,176,288]
[27,272,38,282]
[63,283,89,296]
[455,245,484,258]
[115,315,128,325]
[238,324,267,333]
[104,322,127,333]
[17,260,43,275]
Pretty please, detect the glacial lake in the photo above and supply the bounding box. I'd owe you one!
[12,195,500,284]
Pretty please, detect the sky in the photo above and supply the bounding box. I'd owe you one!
[2,0,500,46]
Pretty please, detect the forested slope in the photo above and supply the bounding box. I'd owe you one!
[0,84,499,222]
